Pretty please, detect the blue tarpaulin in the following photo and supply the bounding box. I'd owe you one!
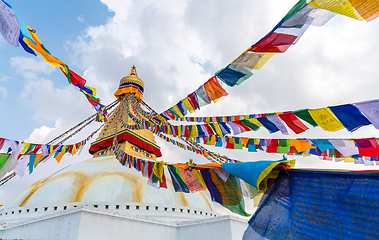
[243,170,379,240]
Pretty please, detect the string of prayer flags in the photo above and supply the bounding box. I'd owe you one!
[161,76,228,121]
[219,0,378,85]
[0,1,107,121]
[169,97,379,135]
[113,146,248,216]
[0,125,100,177]
[160,0,379,120]
[110,133,298,217]
[23,28,107,121]
[128,92,379,154]
[192,135,379,163]
[157,133,230,163]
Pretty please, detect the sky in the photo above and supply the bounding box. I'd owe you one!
[1,0,379,212]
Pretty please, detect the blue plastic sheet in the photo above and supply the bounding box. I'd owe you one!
[243,170,379,240]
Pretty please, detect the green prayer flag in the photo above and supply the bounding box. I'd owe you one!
[24,143,36,155]
[277,139,290,154]
[0,153,10,171]
[293,109,318,127]
[240,119,260,131]
[282,0,307,23]
[168,107,181,119]
[220,175,250,217]
[234,138,243,150]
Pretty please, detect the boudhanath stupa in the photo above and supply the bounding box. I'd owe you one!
[0,67,247,240]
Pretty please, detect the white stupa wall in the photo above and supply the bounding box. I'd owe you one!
[0,206,247,240]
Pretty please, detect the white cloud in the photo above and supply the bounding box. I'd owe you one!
[10,56,56,79]
[27,125,57,143]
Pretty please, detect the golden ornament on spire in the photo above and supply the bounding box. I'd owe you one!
[114,65,144,99]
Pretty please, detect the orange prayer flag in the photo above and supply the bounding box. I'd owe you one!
[203,76,228,102]
[290,139,315,153]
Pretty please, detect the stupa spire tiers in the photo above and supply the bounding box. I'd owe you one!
[114,65,144,99]
[89,66,161,160]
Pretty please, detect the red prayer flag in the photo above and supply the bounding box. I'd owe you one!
[279,112,309,134]
[233,121,252,132]
[68,70,86,88]
[0,138,5,150]
[159,171,167,189]
[267,139,279,153]
[187,93,199,111]
[226,138,234,149]
[250,32,297,53]
[30,144,41,155]
[287,146,297,155]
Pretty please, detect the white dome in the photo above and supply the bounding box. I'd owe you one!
[2,156,217,222]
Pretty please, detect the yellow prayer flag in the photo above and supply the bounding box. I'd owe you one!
[20,142,31,154]
[192,169,207,190]
[254,52,276,69]
[189,125,198,138]
[166,126,172,136]
[172,105,184,118]
[176,126,182,138]
[24,27,66,68]
[308,0,364,20]
[86,85,97,96]
[211,123,223,137]
[153,161,165,180]
[182,98,195,113]
[349,0,379,20]
[231,51,276,70]
[344,156,355,163]
[248,118,264,127]
[308,108,345,132]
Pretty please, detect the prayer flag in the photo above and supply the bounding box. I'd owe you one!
[354,100,379,130]
[0,1,20,47]
[308,108,345,132]
[329,104,371,132]
[279,112,309,134]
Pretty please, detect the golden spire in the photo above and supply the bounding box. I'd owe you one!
[90,66,160,160]
[114,66,144,99]
[128,65,138,77]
